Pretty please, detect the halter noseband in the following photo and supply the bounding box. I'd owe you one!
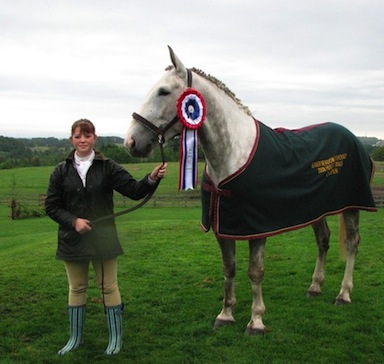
[132,68,193,163]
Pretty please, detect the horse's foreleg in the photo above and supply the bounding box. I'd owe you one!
[246,238,267,335]
[335,210,360,305]
[307,218,330,297]
[214,238,236,328]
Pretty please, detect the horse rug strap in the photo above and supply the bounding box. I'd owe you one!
[201,121,377,239]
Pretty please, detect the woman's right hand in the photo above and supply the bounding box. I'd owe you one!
[74,218,92,234]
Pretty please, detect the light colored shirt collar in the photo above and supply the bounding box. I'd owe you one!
[74,150,95,186]
[74,150,95,165]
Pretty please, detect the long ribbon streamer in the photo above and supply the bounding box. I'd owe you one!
[179,128,198,190]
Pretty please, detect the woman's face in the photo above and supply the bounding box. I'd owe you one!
[70,126,97,157]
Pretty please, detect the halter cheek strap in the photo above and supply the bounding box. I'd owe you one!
[187,68,192,89]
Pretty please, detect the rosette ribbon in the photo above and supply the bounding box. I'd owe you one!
[177,89,206,190]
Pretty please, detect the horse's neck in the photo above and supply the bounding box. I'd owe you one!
[196,80,256,186]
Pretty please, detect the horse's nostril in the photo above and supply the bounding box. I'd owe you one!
[125,137,135,150]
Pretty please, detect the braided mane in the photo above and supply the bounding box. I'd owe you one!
[165,65,251,116]
[191,67,252,116]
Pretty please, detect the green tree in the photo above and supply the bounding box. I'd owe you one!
[99,144,135,163]
[372,147,384,161]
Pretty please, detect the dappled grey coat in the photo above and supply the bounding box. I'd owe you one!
[45,150,156,261]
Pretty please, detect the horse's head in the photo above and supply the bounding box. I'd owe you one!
[125,46,188,157]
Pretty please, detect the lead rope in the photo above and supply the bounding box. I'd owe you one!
[95,68,192,309]
[92,68,193,225]
[91,142,166,226]
[91,139,166,312]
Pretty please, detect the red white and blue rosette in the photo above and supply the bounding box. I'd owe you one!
[177,89,206,129]
[177,89,206,190]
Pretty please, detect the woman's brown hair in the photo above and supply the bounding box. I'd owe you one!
[71,119,96,136]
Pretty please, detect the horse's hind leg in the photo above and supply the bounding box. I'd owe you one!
[246,238,267,335]
[307,217,330,297]
[335,209,360,305]
[214,238,236,327]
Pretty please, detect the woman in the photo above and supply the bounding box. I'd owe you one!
[45,119,167,355]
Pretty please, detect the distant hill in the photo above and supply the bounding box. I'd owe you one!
[358,136,384,147]
[4,134,383,148]
[0,135,180,169]
[0,134,383,169]
[14,135,125,149]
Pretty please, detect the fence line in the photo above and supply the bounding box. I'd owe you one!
[371,186,384,208]
[2,187,383,220]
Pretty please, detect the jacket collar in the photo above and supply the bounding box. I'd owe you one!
[66,149,107,161]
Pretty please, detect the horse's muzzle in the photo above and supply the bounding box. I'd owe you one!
[124,136,154,158]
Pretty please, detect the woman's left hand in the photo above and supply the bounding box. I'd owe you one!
[150,163,167,181]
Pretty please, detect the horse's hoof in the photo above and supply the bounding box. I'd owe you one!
[334,298,351,306]
[245,326,269,336]
[214,318,235,328]
[306,291,321,298]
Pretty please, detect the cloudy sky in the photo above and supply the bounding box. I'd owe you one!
[1,0,383,139]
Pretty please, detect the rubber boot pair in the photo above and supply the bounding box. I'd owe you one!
[57,303,123,355]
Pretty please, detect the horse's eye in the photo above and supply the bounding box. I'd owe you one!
[158,88,170,96]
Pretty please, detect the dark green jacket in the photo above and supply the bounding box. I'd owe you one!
[45,150,156,261]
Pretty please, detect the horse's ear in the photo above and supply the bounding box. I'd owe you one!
[168,46,187,77]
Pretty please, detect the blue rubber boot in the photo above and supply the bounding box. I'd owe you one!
[57,305,86,355]
[105,304,123,355]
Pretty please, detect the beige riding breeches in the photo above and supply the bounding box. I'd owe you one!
[64,258,121,306]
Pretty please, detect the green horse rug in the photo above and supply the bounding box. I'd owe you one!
[201,121,376,239]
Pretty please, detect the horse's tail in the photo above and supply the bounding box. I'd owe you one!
[338,213,347,260]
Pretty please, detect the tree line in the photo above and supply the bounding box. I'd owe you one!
[0,135,188,169]
[0,134,383,170]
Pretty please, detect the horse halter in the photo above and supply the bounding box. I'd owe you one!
[132,68,193,163]
[91,71,194,228]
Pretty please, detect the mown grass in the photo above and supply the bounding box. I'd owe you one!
[0,162,201,197]
[0,163,383,363]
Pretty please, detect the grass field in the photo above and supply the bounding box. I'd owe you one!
[0,162,383,363]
